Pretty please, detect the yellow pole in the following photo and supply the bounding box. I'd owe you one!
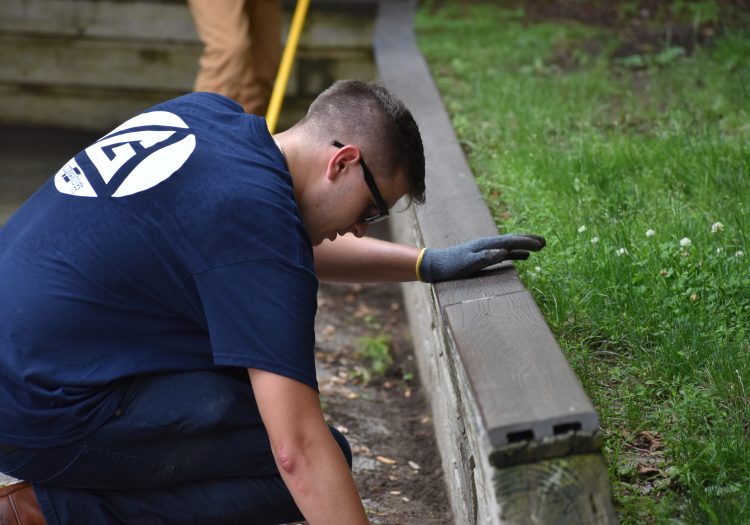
[266,0,310,134]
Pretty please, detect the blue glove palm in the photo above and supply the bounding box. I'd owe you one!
[418,234,546,283]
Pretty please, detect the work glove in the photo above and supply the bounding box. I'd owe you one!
[417,234,546,283]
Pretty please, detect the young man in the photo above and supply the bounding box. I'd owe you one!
[0,80,544,524]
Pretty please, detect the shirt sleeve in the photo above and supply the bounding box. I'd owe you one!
[192,258,319,391]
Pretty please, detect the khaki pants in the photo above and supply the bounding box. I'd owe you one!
[188,0,281,115]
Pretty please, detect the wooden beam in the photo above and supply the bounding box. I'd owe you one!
[375,1,618,522]
[0,0,199,42]
[444,292,598,448]
[495,453,617,524]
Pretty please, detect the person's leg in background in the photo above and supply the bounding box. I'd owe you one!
[188,0,250,108]
[241,0,281,115]
[188,0,281,115]
[0,370,352,524]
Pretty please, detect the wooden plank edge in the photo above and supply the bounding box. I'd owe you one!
[442,291,599,448]
[490,430,604,469]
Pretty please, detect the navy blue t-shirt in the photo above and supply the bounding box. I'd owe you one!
[0,93,318,448]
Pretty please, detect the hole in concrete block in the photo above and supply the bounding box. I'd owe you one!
[507,429,534,443]
[553,422,582,435]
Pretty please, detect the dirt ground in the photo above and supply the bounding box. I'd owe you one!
[520,0,748,62]
[439,0,749,59]
[313,282,452,525]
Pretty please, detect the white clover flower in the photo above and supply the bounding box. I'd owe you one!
[578,225,587,233]
[535,266,542,272]
[680,237,692,248]
[646,229,656,237]
[711,222,724,233]
[591,236,600,244]
[736,250,745,258]
[716,247,723,253]
[616,247,628,256]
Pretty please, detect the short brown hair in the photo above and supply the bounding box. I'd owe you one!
[298,80,426,205]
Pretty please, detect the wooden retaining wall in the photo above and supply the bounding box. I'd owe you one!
[374,1,618,523]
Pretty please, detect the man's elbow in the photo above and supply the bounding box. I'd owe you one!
[272,431,320,476]
[276,443,298,474]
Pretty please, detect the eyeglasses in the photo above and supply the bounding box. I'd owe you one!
[332,140,389,224]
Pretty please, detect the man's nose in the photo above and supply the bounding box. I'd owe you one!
[351,223,369,238]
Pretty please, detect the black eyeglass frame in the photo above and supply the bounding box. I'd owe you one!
[332,140,390,224]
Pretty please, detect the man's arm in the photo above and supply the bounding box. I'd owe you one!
[248,368,369,525]
[313,234,546,284]
[314,236,420,283]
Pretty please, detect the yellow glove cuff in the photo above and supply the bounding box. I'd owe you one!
[415,248,427,282]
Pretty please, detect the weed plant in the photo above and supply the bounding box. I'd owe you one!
[352,334,394,384]
[417,2,749,523]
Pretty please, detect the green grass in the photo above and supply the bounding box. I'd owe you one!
[416,2,750,523]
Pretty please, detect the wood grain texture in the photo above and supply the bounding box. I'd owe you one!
[0,84,181,130]
[0,0,374,48]
[444,292,599,447]
[0,0,198,42]
[0,36,371,92]
[0,35,200,90]
[494,454,618,525]
[435,263,526,309]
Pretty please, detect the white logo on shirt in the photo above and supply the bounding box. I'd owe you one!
[54,111,196,198]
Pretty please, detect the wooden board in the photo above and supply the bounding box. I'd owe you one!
[0,0,375,49]
[0,35,201,90]
[434,263,526,309]
[0,0,199,42]
[0,83,183,130]
[0,34,372,90]
[443,291,598,447]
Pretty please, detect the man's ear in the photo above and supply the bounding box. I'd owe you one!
[326,144,360,181]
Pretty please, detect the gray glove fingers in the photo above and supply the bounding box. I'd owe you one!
[506,250,531,261]
[519,234,546,248]
[420,233,545,283]
[476,248,530,265]
[476,248,509,266]
[470,234,546,252]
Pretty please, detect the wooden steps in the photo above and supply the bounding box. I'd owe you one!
[0,0,376,130]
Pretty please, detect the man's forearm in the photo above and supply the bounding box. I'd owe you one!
[273,425,368,524]
[248,369,369,524]
[315,233,547,284]
[314,235,420,283]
